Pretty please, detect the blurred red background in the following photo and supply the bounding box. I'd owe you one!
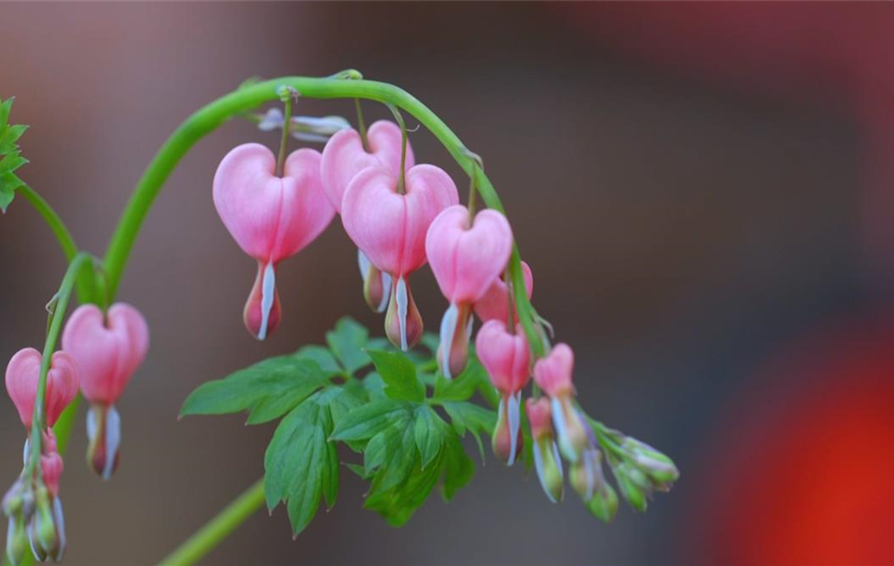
[1,3,893,565]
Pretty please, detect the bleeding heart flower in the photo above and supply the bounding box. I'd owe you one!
[322,122,413,313]
[342,164,458,350]
[476,320,530,465]
[474,261,534,324]
[40,451,63,497]
[213,143,336,339]
[526,397,564,503]
[61,303,149,480]
[427,205,513,377]
[5,348,79,429]
[533,343,588,463]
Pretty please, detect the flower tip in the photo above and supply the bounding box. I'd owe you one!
[243,261,282,340]
[86,404,121,481]
[385,277,423,351]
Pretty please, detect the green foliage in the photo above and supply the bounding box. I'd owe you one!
[0,95,29,213]
[182,317,498,535]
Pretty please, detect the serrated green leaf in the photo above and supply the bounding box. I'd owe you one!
[441,429,474,501]
[364,451,443,527]
[0,151,27,174]
[326,317,370,374]
[263,391,338,536]
[180,355,329,423]
[442,401,497,462]
[0,97,13,130]
[345,462,371,479]
[0,124,27,153]
[322,405,340,510]
[362,372,387,401]
[367,349,424,403]
[330,398,411,442]
[432,359,485,402]
[294,345,341,375]
[365,421,417,492]
[414,405,446,470]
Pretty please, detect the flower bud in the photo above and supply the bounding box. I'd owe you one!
[384,277,424,351]
[533,343,575,397]
[570,448,618,522]
[7,514,28,566]
[476,320,530,394]
[33,489,56,558]
[40,452,63,497]
[526,398,564,503]
[5,348,80,429]
[474,261,534,324]
[550,396,589,463]
[86,403,121,481]
[614,462,649,512]
[585,482,619,523]
[243,261,282,340]
[358,250,391,313]
[491,392,523,466]
[621,436,680,488]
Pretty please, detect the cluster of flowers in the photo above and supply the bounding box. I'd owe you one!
[214,106,677,515]
[3,304,148,564]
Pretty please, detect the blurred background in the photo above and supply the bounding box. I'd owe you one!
[1,3,893,565]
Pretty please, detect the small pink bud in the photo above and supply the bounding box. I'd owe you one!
[492,392,523,466]
[475,320,530,394]
[85,403,120,481]
[384,277,424,351]
[242,261,282,340]
[358,250,391,313]
[61,303,148,406]
[5,348,79,429]
[533,343,575,397]
[40,452,63,497]
[213,143,335,340]
[525,397,553,441]
[342,164,458,350]
[474,261,534,324]
[321,120,415,212]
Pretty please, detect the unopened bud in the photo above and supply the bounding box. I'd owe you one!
[358,250,391,313]
[384,276,423,351]
[86,403,121,480]
[614,462,649,512]
[6,515,28,565]
[491,392,523,466]
[621,437,680,488]
[550,396,588,463]
[34,492,56,556]
[532,437,564,503]
[585,482,619,523]
[256,108,350,143]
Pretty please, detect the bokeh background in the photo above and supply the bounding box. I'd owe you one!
[2,3,894,565]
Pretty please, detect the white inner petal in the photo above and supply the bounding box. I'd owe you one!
[378,272,392,313]
[439,303,459,379]
[533,442,556,503]
[396,277,409,351]
[357,249,371,278]
[52,497,65,560]
[258,261,276,341]
[507,392,521,466]
[551,397,578,463]
[103,405,121,481]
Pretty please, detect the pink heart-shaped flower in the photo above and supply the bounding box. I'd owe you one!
[476,320,531,395]
[474,261,534,324]
[61,303,149,405]
[426,205,514,305]
[342,164,458,277]
[213,143,335,264]
[5,348,79,428]
[321,120,415,212]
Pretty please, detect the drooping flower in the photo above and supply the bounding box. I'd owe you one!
[474,261,534,324]
[526,397,564,503]
[213,143,336,339]
[61,303,149,480]
[342,164,458,350]
[533,343,588,462]
[5,348,79,429]
[476,320,530,465]
[427,205,513,377]
[322,121,415,313]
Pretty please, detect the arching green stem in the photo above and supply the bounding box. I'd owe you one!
[102,73,545,357]
[24,252,92,477]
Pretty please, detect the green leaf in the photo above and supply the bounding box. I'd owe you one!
[330,398,412,442]
[367,349,424,403]
[364,421,417,492]
[362,372,387,401]
[294,345,341,375]
[0,150,27,174]
[414,405,447,470]
[263,391,338,536]
[432,359,486,402]
[441,430,474,501]
[0,97,13,129]
[0,175,20,213]
[0,124,27,152]
[326,317,370,374]
[442,401,497,461]
[180,355,329,423]
[364,452,443,527]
